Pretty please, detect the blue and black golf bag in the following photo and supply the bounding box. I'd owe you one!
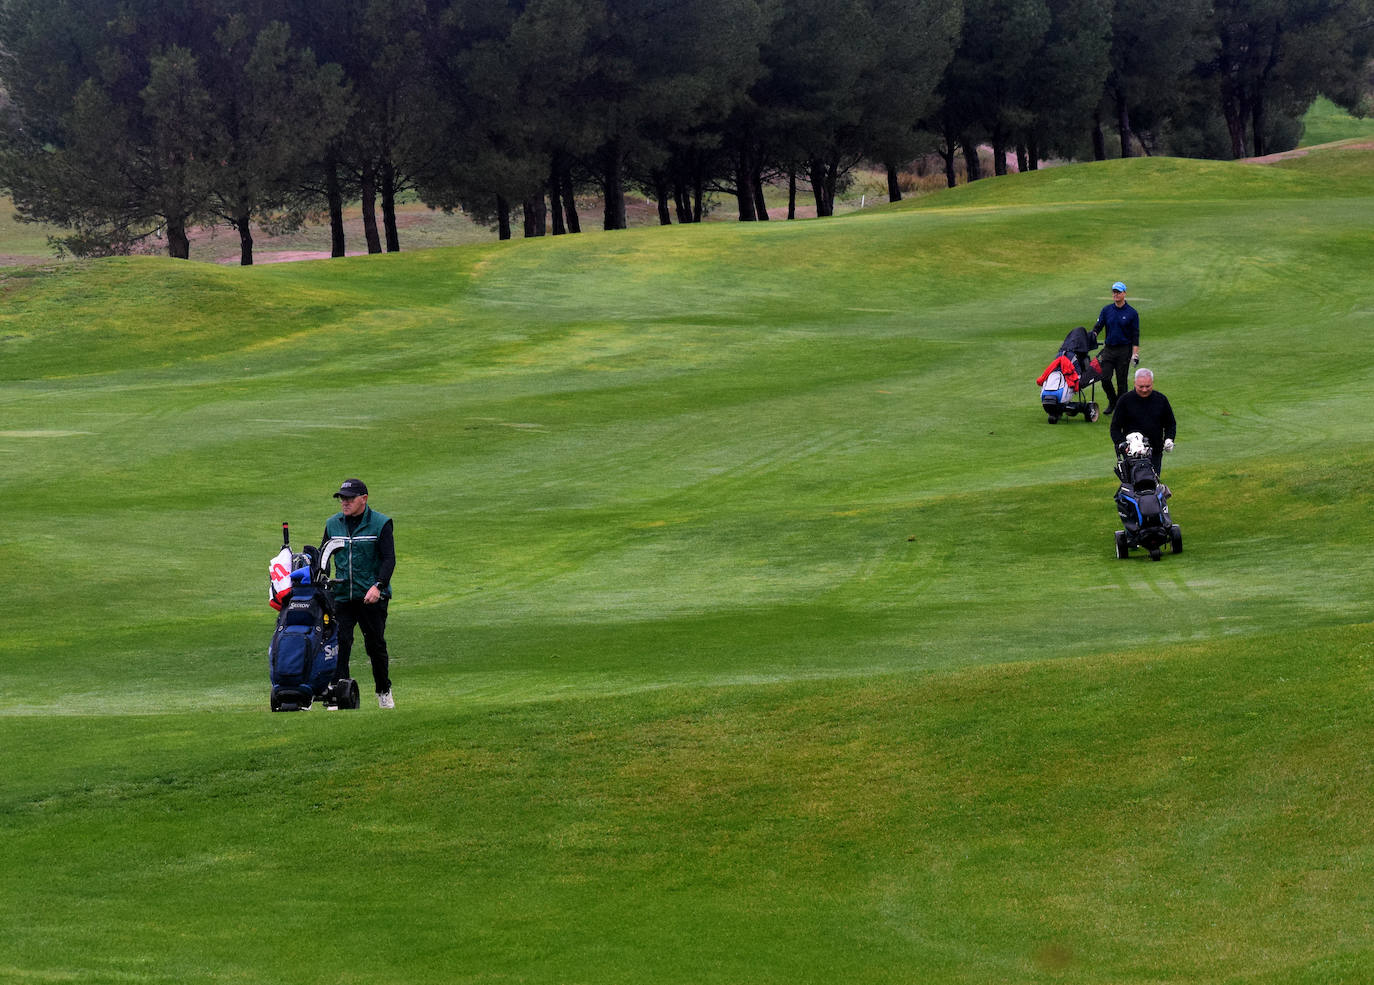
[268,544,359,711]
[1113,438,1182,561]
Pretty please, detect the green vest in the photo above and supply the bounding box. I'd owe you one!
[325,507,393,602]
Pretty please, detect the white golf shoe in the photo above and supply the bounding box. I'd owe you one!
[378,690,395,709]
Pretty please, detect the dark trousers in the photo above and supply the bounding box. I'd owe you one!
[1098,344,1132,406]
[336,598,391,693]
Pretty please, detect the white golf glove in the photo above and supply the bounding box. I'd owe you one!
[1164,439,1175,453]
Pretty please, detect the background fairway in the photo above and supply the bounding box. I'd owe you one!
[1299,96,1374,147]
[3,140,1374,984]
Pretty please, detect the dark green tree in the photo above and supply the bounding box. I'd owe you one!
[0,0,227,257]
[746,0,874,217]
[572,0,766,229]
[934,0,1051,182]
[286,0,436,254]
[0,0,351,260]
[200,16,351,264]
[1203,0,1373,157]
[1097,0,1211,158]
[1018,0,1112,166]
[622,0,769,224]
[413,0,552,240]
[861,0,962,201]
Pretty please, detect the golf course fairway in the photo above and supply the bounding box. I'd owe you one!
[2,142,1373,984]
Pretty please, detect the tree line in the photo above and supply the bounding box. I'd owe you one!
[1,0,1370,263]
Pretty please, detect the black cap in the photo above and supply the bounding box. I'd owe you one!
[333,478,368,498]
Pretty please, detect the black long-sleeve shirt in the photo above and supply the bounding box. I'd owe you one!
[1110,389,1177,452]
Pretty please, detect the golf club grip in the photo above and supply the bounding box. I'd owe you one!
[282,522,290,549]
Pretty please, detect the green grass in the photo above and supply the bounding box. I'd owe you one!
[1299,95,1374,147]
[3,144,1374,984]
[0,195,68,262]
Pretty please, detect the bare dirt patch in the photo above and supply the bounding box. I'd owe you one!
[1245,140,1374,164]
[213,250,365,265]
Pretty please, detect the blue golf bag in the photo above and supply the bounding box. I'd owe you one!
[268,545,359,711]
[1113,440,1182,561]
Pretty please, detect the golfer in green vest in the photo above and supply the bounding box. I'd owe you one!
[322,478,396,708]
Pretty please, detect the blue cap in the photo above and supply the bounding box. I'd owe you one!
[1111,281,1127,293]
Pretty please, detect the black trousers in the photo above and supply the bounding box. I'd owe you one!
[1098,344,1133,406]
[336,598,391,693]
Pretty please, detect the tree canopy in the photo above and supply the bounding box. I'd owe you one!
[1,0,1369,258]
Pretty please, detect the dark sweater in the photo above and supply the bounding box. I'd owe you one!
[1110,389,1177,451]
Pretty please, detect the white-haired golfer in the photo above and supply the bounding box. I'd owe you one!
[1109,368,1177,476]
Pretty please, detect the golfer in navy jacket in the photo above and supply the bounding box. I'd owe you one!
[1094,281,1141,413]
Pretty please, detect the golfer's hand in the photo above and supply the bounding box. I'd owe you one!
[364,585,382,604]
[1164,439,1174,453]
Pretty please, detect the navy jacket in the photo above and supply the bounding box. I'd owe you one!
[1094,302,1140,347]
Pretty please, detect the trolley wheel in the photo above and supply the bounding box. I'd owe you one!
[270,690,281,712]
[1087,402,1100,423]
[1114,530,1129,560]
[1047,414,1059,424]
[341,678,360,709]
[1149,547,1162,561]
[1170,525,1182,554]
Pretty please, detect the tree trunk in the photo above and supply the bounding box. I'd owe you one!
[326,160,346,257]
[360,166,382,254]
[752,167,769,220]
[886,162,901,202]
[1250,31,1283,158]
[1223,90,1247,160]
[653,171,672,225]
[166,214,190,260]
[1015,144,1028,173]
[991,130,1008,176]
[1091,111,1107,162]
[1116,90,1134,159]
[735,146,758,221]
[235,211,254,266]
[600,141,626,230]
[788,167,797,219]
[561,167,581,233]
[961,140,982,182]
[673,180,692,223]
[496,194,511,241]
[1250,93,1266,157]
[735,179,757,220]
[549,157,566,236]
[941,132,957,187]
[523,194,546,237]
[381,160,400,252]
[808,157,834,217]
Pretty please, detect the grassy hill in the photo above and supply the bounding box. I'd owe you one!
[1299,95,1374,147]
[2,142,1373,984]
